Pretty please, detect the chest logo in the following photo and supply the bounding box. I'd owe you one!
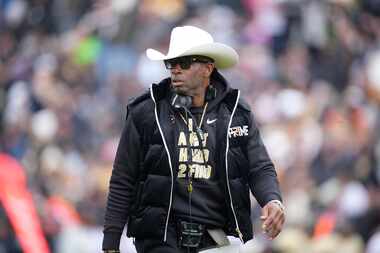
[206,118,217,124]
[229,125,249,138]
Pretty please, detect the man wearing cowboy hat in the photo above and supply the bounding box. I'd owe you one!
[102,26,285,253]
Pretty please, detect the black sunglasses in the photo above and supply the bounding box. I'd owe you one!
[164,55,214,70]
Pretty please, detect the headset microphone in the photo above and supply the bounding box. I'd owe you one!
[172,94,192,110]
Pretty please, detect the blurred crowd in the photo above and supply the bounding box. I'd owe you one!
[1,0,380,252]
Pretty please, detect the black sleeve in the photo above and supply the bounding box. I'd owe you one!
[102,107,142,250]
[245,112,282,207]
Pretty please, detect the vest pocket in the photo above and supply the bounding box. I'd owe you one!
[141,174,171,207]
[127,206,166,239]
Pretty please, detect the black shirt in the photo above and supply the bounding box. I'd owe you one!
[172,106,227,227]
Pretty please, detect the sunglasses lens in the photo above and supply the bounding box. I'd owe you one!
[165,57,192,69]
[180,59,192,69]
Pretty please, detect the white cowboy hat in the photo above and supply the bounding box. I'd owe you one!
[146,26,239,69]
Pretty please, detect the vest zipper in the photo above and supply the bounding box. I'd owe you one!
[225,90,244,242]
[150,87,174,242]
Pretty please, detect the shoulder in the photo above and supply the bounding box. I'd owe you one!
[128,90,151,107]
[128,78,171,111]
[125,90,154,123]
[224,89,251,113]
[237,96,251,112]
[128,90,153,111]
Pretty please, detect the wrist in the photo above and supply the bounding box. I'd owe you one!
[269,200,285,212]
[102,231,122,251]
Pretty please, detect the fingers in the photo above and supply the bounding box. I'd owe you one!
[261,205,275,230]
[266,212,285,239]
[261,210,276,234]
[261,203,285,239]
[264,210,285,239]
[262,214,273,231]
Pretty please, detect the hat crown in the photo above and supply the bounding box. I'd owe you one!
[146,25,238,69]
[167,26,214,56]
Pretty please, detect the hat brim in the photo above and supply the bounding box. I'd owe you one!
[146,42,239,69]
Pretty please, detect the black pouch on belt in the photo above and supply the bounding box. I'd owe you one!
[178,221,205,248]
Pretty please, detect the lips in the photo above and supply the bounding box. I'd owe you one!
[172,79,184,86]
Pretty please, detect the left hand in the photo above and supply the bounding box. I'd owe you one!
[260,200,285,239]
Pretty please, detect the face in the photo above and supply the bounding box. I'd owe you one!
[165,56,214,97]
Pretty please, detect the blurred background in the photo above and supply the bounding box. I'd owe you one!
[1,0,380,252]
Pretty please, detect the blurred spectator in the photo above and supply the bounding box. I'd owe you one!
[1,0,380,252]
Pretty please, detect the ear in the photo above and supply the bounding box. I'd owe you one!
[204,63,215,78]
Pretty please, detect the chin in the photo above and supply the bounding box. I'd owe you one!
[173,87,188,96]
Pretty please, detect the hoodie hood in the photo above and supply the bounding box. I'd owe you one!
[206,69,230,112]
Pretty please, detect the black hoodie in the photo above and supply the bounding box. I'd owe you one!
[171,72,230,227]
